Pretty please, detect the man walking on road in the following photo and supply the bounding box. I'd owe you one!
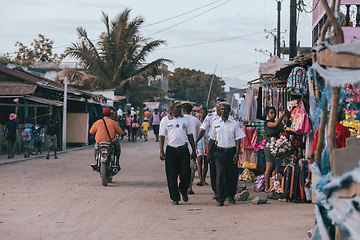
[207,102,245,206]
[159,100,197,205]
[182,103,201,195]
[195,97,228,197]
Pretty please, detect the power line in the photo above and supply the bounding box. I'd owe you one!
[222,66,258,78]
[158,32,264,50]
[142,0,222,28]
[192,38,266,68]
[216,63,255,73]
[148,0,231,37]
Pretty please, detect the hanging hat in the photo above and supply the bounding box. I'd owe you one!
[103,107,111,116]
[9,113,17,120]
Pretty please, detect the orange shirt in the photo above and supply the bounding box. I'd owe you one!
[89,117,123,144]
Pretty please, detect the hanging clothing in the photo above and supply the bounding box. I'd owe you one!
[243,88,258,121]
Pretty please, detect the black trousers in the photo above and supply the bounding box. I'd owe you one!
[213,149,238,202]
[165,145,191,201]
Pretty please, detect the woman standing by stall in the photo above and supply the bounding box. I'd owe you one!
[5,113,19,158]
[264,107,288,192]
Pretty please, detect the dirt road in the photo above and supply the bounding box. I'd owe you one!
[0,134,314,239]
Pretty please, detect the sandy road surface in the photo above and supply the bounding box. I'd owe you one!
[0,134,314,240]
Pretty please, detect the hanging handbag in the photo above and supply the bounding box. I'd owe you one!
[290,101,311,135]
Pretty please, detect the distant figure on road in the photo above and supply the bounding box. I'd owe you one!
[33,124,44,155]
[22,118,35,158]
[90,108,123,167]
[141,119,150,142]
[4,113,19,158]
[159,100,196,205]
[46,115,60,159]
[150,108,161,142]
[161,108,168,118]
[125,110,132,142]
[117,106,123,119]
[196,106,210,186]
[131,114,139,142]
[207,102,245,206]
[182,103,201,195]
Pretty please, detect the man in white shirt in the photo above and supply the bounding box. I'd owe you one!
[117,106,123,118]
[195,97,228,195]
[207,102,245,206]
[159,100,197,205]
[130,107,136,117]
[182,103,201,195]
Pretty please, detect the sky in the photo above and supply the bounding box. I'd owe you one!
[0,0,314,91]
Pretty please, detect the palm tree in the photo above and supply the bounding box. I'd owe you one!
[57,9,172,91]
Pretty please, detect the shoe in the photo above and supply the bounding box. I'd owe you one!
[182,194,188,202]
[217,201,224,206]
[188,189,194,195]
[172,200,179,205]
[196,182,203,186]
[46,155,49,159]
[54,156,58,159]
[8,156,11,158]
[155,140,159,142]
[212,194,216,200]
[229,198,236,204]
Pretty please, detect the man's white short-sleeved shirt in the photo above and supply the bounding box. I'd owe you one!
[159,114,191,148]
[200,111,234,131]
[209,117,245,148]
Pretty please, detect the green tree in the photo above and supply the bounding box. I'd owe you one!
[58,9,172,107]
[168,68,226,108]
[0,34,65,66]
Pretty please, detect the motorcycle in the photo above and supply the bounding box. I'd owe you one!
[91,142,120,186]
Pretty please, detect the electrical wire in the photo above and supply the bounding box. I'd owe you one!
[142,0,222,28]
[158,32,264,50]
[222,66,258,78]
[147,0,231,37]
[297,0,320,14]
[216,63,255,73]
[192,38,266,68]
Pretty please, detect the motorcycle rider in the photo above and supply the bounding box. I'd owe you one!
[90,107,123,168]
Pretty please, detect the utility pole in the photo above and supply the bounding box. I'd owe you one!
[206,64,217,107]
[277,0,282,57]
[62,77,67,151]
[289,0,297,59]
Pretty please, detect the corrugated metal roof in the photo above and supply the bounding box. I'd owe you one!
[24,95,63,106]
[0,83,37,95]
[0,65,93,98]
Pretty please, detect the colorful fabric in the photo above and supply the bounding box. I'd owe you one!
[287,67,309,96]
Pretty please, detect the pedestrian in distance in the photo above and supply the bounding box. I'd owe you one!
[33,124,44,155]
[159,100,197,205]
[150,108,161,142]
[131,114,139,142]
[117,106,123,119]
[22,118,35,158]
[125,110,132,142]
[182,102,201,195]
[196,105,210,186]
[207,102,246,206]
[46,115,60,159]
[141,118,150,141]
[4,113,19,158]
[161,108,168,118]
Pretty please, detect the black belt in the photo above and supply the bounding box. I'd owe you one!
[216,146,236,152]
[168,144,187,150]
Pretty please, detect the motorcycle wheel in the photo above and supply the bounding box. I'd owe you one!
[100,162,108,186]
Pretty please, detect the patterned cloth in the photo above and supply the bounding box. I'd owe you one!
[287,67,309,96]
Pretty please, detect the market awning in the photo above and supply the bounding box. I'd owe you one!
[0,83,37,96]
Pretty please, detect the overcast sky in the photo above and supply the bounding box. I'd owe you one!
[0,0,313,90]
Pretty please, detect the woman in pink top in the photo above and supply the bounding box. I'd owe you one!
[150,108,161,142]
